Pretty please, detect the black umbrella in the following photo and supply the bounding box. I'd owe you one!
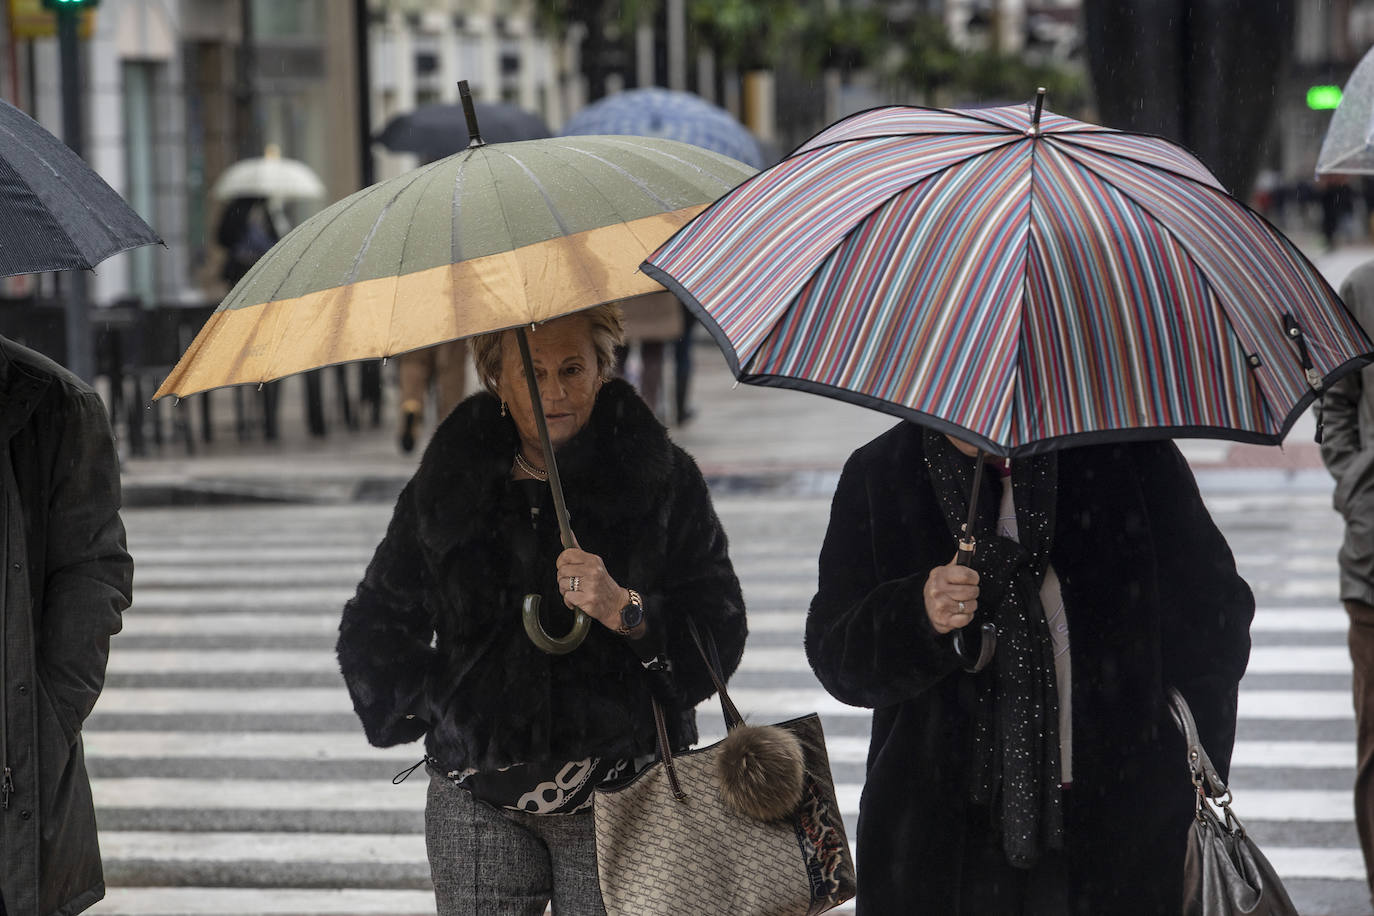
[0,98,162,278]
[375,101,551,161]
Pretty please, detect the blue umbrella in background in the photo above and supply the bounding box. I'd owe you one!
[561,88,766,168]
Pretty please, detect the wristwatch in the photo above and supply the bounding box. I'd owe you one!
[617,588,645,635]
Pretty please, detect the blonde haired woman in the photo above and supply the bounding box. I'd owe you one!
[338,304,746,914]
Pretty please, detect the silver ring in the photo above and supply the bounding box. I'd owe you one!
[569,576,580,593]
[957,600,966,613]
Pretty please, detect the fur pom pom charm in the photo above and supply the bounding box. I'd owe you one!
[716,724,806,822]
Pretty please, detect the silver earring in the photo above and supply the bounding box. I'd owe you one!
[500,401,507,417]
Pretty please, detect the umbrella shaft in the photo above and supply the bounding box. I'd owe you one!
[957,450,987,567]
[516,327,576,549]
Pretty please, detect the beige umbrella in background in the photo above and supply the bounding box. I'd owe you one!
[211,144,325,201]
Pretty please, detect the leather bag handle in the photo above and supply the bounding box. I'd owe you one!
[648,616,744,802]
[1167,687,1229,799]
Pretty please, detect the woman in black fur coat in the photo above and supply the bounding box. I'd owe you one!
[337,305,746,915]
[806,427,1254,914]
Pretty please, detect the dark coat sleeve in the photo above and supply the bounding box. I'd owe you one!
[1137,441,1254,780]
[39,388,131,738]
[805,447,962,709]
[650,451,746,708]
[336,482,437,747]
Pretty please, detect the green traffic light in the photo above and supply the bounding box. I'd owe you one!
[1308,85,1343,110]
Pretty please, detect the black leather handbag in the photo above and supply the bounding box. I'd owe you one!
[1168,688,1299,916]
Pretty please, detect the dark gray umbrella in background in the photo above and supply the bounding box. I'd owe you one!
[0,97,162,277]
[375,101,551,160]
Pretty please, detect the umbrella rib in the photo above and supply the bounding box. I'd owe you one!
[374,154,468,356]
[0,120,131,256]
[1048,146,1287,435]
[1052,134,1228,196]
[580,136,751,192]
[546,142,671,213]
[789,103,1113,161]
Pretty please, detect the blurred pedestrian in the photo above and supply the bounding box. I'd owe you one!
[614,292,684,422]
[1319,174,1354,251]
[0,335,132,916]
[216,196,283,439]
[806,428,1253,913]
[1317,257,1374,901]
[396,340,468,453]
[673,301,699,425]
[337,306,746,914]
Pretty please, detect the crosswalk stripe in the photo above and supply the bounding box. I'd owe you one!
[1240,691,1354,720]
[134,566,367,587]
[129,588,353,610]
[92,778,426,809]
[1248,647,1351,674]
[103,831,426,862]
[1226,790,1355,822]
[1264,847,1367,880]
[119,614,338,636]
[106,650,340,673]
[83,731,415,761]
[98,888,438,915]
[1231,741,1355,768]
[132,547,377,564]
[1251,609,1347,631]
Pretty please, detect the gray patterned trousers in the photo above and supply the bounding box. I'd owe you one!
[425,773,609,916]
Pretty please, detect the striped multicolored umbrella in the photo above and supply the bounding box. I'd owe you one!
[643,99,1373,458]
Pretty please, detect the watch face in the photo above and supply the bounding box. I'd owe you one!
[620,602,645,629]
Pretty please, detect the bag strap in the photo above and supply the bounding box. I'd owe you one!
[647,616,745,802]
[685,615,745,729]
[1167,687,1229,798]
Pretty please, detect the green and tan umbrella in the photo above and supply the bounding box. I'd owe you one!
[157,85,755,654]
[158,138,752,398]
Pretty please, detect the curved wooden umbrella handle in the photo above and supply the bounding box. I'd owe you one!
[522,594,593,655]
[516,326,590,654]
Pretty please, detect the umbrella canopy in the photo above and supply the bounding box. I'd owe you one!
[376,101,551,161]
[644,101,1373,458]
[562,88,766,169]
[157,134,753,398]
[212,153,325,201]
[0,97,162,277]
[1318,45,1374,175]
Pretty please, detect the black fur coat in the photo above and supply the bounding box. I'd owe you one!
[337,379,746,772]
[806,424,1254,914]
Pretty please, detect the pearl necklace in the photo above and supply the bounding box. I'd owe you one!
[513,451,549,481]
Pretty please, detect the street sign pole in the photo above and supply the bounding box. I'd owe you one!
[56,5,92,379]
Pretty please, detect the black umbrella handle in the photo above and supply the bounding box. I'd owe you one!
[952,449,996,671]
[515,326,590,654]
